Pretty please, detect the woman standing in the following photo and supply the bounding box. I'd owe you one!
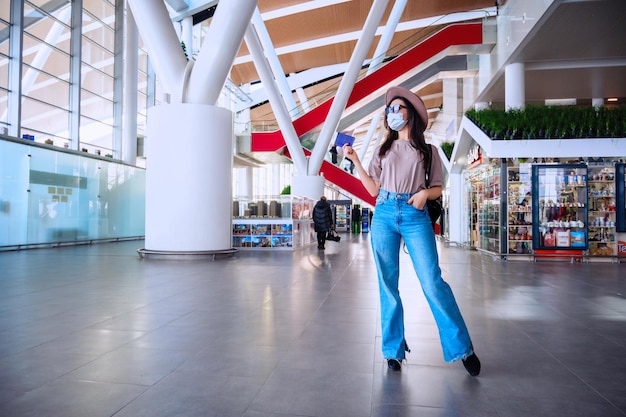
[343,86,480,375]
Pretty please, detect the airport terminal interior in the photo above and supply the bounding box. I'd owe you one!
[2,0,626,416]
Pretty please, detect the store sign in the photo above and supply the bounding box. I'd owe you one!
[468,145,482,167]
[618,240,626,257]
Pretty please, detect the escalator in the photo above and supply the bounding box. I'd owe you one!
[250,22,486,201]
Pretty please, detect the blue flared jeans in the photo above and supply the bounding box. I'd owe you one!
[371,189,474,362]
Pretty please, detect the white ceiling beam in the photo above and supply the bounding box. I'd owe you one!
[233,8,497,66]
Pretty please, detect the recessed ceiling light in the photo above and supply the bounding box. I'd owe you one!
[607,98,618,102]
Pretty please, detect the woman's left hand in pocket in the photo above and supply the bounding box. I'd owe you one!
[408,190,428,210]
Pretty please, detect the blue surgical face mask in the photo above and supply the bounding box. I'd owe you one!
[387,112,407,131]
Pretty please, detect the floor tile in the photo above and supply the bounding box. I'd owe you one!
[0,238,624,416]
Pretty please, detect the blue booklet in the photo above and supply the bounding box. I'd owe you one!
[334,132,355,147]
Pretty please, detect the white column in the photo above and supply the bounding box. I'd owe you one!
[463,76,481,110]
[127,0,188,102]
[505,62,525,110]
[187,0,258,105]
[181,16,193,60]
[244,24,308,173]
[236,167,254,199]
[447,172,464,243]
[295,85,311,113]
[367,0,407,73]
[122,5,138,165]
[358,113,381,161]
[128,0,260,256]
[308,0,389,174]
[592,75,604,108]
[251,8,298,117]
[292,174,324,201]
[145,104,234,252]
[442,78,464,133]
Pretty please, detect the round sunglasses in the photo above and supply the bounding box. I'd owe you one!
[385,104,406,115]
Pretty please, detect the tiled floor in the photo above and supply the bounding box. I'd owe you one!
[0,235,625,417]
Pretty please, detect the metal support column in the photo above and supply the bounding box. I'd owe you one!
[6,0,24,136]
[69,0,82,151]
[122,1,139,164]
[307,0,389,175]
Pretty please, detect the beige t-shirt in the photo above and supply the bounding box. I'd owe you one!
[368,141,443,194]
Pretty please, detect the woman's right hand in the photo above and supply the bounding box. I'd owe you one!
[342,144,359,163]
[342,144,379,197]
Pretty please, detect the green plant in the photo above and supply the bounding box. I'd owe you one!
[440,141,454,160]
[465,104,626,140]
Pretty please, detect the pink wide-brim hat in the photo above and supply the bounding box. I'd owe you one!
[385,86,429,130]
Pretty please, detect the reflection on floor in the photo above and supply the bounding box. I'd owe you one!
[0,237,625,417]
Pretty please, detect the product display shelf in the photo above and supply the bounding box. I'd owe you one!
[507,165,532,254]
[587,165,617,256]
[477,166,501,253]
[231,195,315,250]
[470,189,479,247]
[533,164,588,251]
[335,205,349,231]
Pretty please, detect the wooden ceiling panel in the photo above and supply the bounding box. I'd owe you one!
[257,0,311,13]
[262,1,375,48]
[238,0,495,133]
[281,41,358,73]
[402,0,496,18]
[230,62,257,86]
[420,81,444,98]
[232,0,493,86]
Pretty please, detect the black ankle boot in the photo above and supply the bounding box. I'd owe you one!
[462,353,481,376]
[387,359,401,371]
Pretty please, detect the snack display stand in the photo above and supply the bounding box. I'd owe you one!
[232,195,315,250]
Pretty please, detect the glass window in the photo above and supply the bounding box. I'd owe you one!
[0,17,7,128]
[27,0,72,10]
[21,96,69,142]
[80,1,115,153]
[0,96,7,126]
[23,2,71,56]
[83,0,115,30]
[22,34,71,78]
[79,115,113,150]
[81,38,114,78]
[21,66,69,109]
[0,18,8,56]
[0,4,9,22]
[0,68,8,96]
[20,2,72,143]
[80,88,113,121]
[81,17,114,54]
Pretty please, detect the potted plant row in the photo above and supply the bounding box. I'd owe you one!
[465,105,626,140]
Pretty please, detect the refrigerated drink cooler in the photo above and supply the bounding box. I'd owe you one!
[532,164,588,251]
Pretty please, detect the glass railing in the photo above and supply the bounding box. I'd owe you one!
[0,135,145,250]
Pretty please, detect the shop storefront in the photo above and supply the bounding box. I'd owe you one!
[461,144,626,261]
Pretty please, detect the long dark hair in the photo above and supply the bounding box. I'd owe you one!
[379,96,430,167]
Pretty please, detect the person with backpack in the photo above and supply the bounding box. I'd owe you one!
[342,86,480,376]
[312,196,334,250]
